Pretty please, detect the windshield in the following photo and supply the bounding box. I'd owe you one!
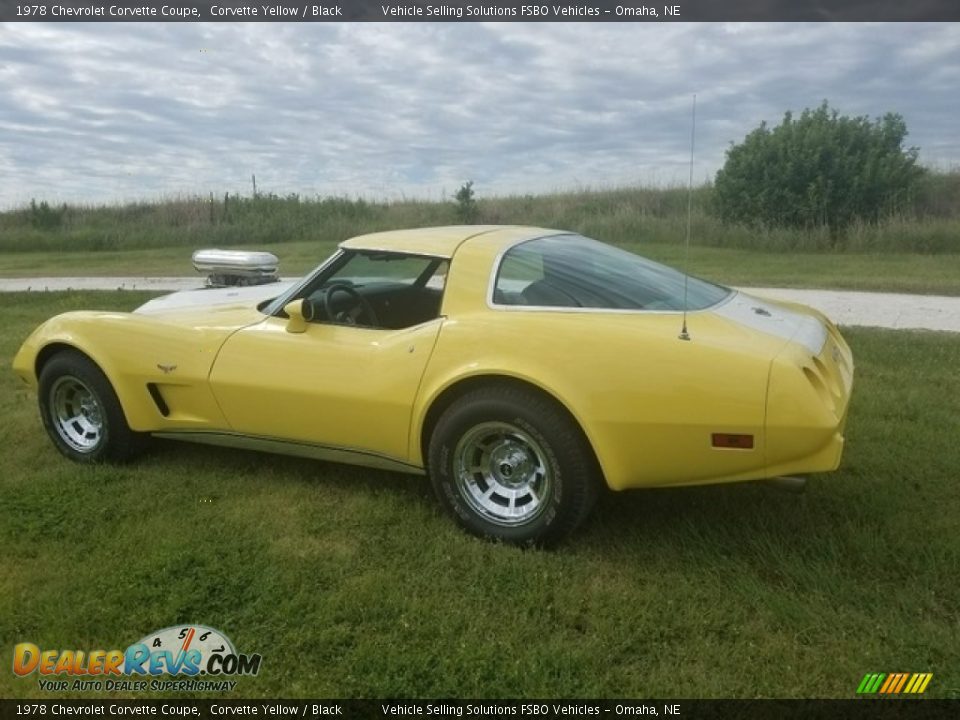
[493,234,730,311]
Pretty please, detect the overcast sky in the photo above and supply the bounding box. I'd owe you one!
[0,22,957,208]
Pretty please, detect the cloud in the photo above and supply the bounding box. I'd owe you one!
[0,21,956,207]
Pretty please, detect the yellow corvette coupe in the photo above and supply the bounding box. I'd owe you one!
[13,226,853,545]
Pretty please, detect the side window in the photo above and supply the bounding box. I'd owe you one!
[301,252,448,329]
[493,240,589,308]
[492,235,731,310]
[425,261,448,291]
[492,247,544,305]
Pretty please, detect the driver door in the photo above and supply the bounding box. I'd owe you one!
[208,316,442,464]
[208,250,448,466]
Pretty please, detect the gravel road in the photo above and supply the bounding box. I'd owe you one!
[1,277,958,333]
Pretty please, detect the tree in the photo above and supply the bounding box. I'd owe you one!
[713,101,925,232]
[453,180,478,223]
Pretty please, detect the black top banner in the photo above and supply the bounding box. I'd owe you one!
[1,0,958,22]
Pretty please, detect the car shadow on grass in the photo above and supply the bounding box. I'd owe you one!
[146,437,856,555]
[145,436,434,499]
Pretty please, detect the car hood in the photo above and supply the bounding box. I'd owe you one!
[134,280,298,316]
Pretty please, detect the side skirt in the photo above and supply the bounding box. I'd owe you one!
[152,431,426,476]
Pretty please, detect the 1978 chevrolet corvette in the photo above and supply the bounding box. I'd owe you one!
[13,226,853,545]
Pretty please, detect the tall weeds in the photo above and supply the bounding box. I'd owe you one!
[1,172,957,254]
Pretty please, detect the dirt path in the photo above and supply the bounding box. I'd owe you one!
[745,287,960,333]
[2,277,959,333]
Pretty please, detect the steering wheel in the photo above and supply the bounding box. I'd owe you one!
[318,282,379,327]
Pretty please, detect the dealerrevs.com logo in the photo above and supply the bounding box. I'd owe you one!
[13,625,262,692]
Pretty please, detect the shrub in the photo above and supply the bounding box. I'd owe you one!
[29,199,65,230]
[453,181,478,223]
[713,101,926,234]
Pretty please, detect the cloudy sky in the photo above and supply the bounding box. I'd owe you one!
[0,22,957,208]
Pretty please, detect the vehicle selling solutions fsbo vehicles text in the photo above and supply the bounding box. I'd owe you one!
[380,5,598,18]
[377,5,676,18]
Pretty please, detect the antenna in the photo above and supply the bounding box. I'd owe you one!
[678,94,697,342]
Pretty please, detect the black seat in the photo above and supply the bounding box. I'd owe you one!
[521,280,578,307]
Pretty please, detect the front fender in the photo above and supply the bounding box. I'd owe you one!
[12,311,234,432]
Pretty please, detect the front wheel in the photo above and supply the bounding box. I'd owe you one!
[428,386,599,547]
[38,351,148,463]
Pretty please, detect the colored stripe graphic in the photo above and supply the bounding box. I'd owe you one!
[879,674,896,693]
[857,672,932,694]
[857,673,880,694]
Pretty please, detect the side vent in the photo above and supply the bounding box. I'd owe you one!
[812,355,841,397]
[803,366,837,415]
[146,384,170,417]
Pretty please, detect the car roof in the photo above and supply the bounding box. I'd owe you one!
[339,225,561,259]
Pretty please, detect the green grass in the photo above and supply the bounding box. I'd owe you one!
[2,239,960,296]
[1,292,959,699]
[4,175,960,255]
[3,177,960,294]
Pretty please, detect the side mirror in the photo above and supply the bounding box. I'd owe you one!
[283,300,308,334]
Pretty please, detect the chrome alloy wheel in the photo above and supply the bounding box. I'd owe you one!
[49,376,104,453]
[453,421,552,526]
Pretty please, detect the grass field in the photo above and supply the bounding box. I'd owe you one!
[3,174,959,256]
[3,177,960,295]
[1,291,958,700]
[3,239,960,297]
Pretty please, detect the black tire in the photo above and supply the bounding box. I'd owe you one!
[38,351,148,463]
[428,385,599,547]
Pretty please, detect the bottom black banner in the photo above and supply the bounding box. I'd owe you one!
[1,699,958,720]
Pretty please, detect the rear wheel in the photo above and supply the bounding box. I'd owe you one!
[38,351,148,463]
[428,386,598,547]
